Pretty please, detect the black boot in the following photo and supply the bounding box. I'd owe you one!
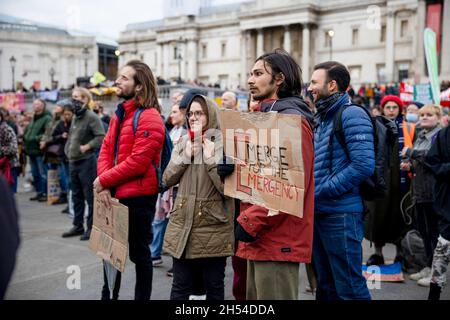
[428,282,441,300]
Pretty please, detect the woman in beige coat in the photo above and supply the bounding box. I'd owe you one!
[163,95,234,300]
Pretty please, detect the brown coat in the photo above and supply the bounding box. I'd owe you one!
[163,96,235,259]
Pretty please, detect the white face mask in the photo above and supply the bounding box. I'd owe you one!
[405,113,419,123]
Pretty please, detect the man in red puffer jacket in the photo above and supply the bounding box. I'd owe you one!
[93,60,165,300]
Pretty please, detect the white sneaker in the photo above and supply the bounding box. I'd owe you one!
[417,276,432,287]
[152,258,163,266]
[409,267,431,281]
[189,294,206,300]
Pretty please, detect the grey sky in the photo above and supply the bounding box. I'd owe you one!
[0,0,244,40]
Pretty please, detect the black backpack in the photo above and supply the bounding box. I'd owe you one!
[133,107,174,193]
[329,104,398,201]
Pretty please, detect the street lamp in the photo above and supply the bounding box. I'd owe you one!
[327,29,335,61]
[176,37,185,83]
[49,67,55,88]
[82,46,90,77]
[9,56,16,92]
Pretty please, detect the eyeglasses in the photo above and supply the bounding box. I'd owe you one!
[187,110,205,119]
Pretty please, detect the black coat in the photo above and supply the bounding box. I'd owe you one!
[0,175,20,299]
[52,120,71,162]
[425,126,450,241]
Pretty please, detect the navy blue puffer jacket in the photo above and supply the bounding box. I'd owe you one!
[314,93,375,214]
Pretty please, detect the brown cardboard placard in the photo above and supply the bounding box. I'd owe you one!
[89,195,128,272]
[220,110,305,217]
[47,169,61,205]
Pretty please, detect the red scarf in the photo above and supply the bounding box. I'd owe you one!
[188,129,206,142]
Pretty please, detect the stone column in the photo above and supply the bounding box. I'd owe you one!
[302,24,311,84]
[283,25,291,54]
[441,0,450,79]
[163,43,169,80]
[385,10,395,83]
[240,30,249,87]
[156,43,163,77]
[180,41,187,81]
[187,39,198,81]
[415,0,426,83]
[256,28,264,57]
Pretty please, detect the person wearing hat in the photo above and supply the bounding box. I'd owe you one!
[365,95,412,267]
[178,88,207,111]
[40,99,73,205]
[52,102,74,212]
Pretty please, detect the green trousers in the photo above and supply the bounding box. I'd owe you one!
[246,260,299,300]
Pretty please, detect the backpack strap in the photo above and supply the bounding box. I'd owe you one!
[328,105,350,172]
[133,107,144,136]
[329,103,374,173]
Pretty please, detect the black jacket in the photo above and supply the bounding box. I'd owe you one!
[425,126,450,241]
[0,175,20,299]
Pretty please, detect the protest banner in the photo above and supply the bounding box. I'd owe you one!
[0,92,25,112]
[220,110,305,217]
[414,83,433,105]
[89,195,128,273]
[47,169,61,205]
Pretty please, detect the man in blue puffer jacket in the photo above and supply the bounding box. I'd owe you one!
[309,61,375,300]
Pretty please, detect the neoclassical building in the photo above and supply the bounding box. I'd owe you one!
[0,14,118,91]
[118,0,450,90]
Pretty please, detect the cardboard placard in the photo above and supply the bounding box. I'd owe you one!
[220,110,305,217]
[89,195,128,272]
[47,169,61,205]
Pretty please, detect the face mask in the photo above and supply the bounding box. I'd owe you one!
[443,107,449,115]
[71,99,84,114]
[406,113,418,123]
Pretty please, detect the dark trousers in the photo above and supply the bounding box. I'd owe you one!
[416,202,440,267]
[170,256,227,300]
[69,156,96,231]
[232,255,247,300]
[102,195,157,300]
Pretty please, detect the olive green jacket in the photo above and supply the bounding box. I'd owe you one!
[163,96,235,259]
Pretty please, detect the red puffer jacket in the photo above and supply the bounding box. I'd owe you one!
[236,118,314,263]
[97,99,165,199]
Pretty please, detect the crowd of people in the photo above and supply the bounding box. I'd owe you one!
[1,49,450,301]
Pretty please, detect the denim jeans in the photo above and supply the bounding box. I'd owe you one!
[150,217,168,259]
[59,161,70,193]
[313,212,371,300]
[29,155,47,195]
[10,167,20,193]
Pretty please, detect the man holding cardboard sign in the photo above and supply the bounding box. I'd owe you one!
[93,60,165,300]
[220,49,315,300]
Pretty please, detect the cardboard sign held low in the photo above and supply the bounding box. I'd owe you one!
[220,110,305,217]
[89,195,128,272]
[47,169,61,205]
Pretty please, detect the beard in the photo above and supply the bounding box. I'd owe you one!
[252,79,277,101]
[116,87,136,101]
[117,92,135,101]
[314,86,331,103]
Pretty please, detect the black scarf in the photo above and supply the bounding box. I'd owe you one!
[315,92,344,116]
